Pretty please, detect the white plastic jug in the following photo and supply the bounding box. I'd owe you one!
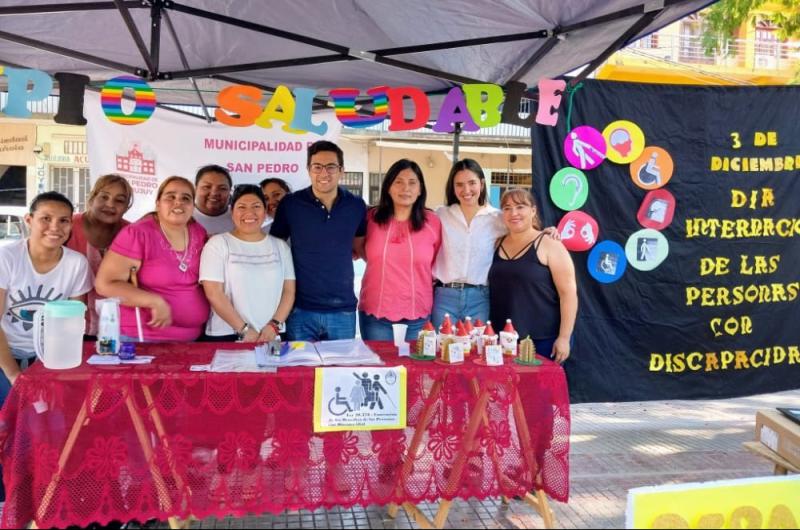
[33,300,86,369]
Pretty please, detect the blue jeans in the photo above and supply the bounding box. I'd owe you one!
[431,285,490,329]
[286,307,356,341]
[358,312,428,341]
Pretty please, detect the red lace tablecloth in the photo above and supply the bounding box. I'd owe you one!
[0,342,570,528]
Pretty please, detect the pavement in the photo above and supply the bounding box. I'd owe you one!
[154,388,800,529]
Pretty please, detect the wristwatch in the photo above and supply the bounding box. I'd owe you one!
[237,323,250,340]
[269,319,284,333]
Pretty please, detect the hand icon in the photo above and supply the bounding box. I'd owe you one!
[561,219,576,240]
[580,223,596,245]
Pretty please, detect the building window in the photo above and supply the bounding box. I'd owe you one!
[63,140,87,155]
[341,171,364,198]
[490,172,533,191]
[369,172,383,205]
[50,166,91,211]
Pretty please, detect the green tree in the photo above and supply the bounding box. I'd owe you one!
[703,0,800,55]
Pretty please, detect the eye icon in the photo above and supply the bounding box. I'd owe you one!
[6,285,64,331]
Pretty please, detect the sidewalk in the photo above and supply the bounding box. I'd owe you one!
[135,389,800,529]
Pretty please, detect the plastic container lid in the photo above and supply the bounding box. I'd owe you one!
[42,300,87,318]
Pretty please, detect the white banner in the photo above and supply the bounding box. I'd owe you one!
[84,91,341,220]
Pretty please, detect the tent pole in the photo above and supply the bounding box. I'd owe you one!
[569,9,662,86]
[0,1,142,16]
[0,29,145,76]
[149,0,163,78]
[112,0,156,75]
[452,123,462,163]
[162,10,212,122]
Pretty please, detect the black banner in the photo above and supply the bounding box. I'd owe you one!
[533,79,800,403]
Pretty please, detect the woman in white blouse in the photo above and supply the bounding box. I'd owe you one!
[199,185,296,342]
[432,159,555,327]
[431,159,504,327]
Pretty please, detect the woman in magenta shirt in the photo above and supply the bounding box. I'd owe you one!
[359,159,441,341]
[96,176,209,342]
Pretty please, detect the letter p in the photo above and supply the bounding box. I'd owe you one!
[1,66,54,118]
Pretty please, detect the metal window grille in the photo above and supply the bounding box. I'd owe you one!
[369,172,383,205]
[341,171,364,198]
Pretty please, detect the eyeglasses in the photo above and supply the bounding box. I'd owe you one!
[309,163,342,175]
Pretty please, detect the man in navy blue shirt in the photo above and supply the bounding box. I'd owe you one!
[270,140,367,341]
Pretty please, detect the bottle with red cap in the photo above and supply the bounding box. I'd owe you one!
[416,320,437,357]
[499,318,519,356]
[463,316,476,354]
[478,320,498,356]
[453,320,472,358]
[437,313,454,355]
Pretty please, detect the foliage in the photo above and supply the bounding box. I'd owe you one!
[702,0,800,55]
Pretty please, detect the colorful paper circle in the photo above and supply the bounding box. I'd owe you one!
[564,126,607,170]
[637,189,676,231]
[558,211,599,252]
[630,147,674,190]
[588,241,627,284]
[101,75,156,125]
[550,167,589,211]
[625,229,669,271]
[603,120,645,164]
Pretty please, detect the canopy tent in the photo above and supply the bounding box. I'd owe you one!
[0,0,715,120]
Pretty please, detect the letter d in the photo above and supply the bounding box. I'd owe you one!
[649,354,665,371]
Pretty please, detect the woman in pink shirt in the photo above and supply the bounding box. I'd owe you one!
[96,176,209,342]
[66,174,132,337]
[359,159,441,341]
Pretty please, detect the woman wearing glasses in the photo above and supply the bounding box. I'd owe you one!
[96,176,209,342]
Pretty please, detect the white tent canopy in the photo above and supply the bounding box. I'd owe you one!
[0,0,714,117]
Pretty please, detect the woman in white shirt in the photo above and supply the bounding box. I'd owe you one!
[0,192,92,397]
[432,159,557,328]
[200,185,296,342]
[432,159,504,327]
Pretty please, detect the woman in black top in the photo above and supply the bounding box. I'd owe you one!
[488,189,578,363]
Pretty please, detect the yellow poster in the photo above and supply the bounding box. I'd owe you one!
[626,475,800,529]
[313,366,407,432]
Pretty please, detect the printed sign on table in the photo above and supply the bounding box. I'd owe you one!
[626,475,800,529]
[313,367,407,432]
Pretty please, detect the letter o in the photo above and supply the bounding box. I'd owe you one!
[101,75,156,125]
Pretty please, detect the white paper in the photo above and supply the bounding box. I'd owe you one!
[448,343,465,363]
[210,350,276,373]
[485,345,504,366]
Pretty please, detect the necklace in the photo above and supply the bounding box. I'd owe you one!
[158,220,190,272]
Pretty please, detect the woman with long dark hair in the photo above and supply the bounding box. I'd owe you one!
[432,159,557,327]
[358,159,441,340]
[431,158,503,327]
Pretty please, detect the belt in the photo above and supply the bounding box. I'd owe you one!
[436,281,481,290]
